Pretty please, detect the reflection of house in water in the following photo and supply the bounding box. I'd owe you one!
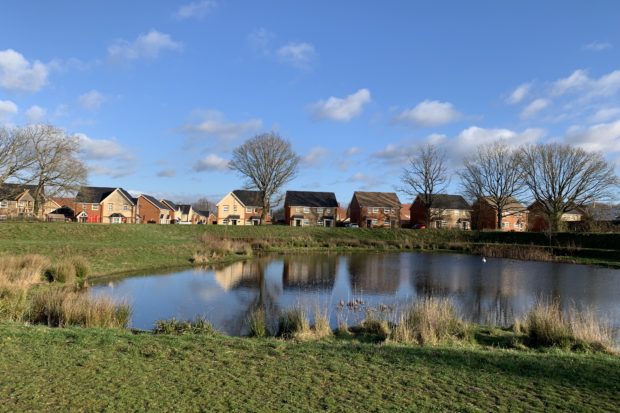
[213,261,262,290]
[282,255,337,291]
[347,255,399,294]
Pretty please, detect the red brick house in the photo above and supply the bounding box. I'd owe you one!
[527,201,583,232]
[410,194,472,230]
[137,195,170,224]
[472,197,528,231]
[284,190,338,227]
[349,191,401,228]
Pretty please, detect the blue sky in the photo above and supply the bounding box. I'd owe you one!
[1,1,619,204]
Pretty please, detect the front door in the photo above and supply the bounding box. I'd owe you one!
[231,219,237,225]
[295,219,301,227]
[366,219,372,228]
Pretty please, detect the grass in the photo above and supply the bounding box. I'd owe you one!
[0,323,618,412]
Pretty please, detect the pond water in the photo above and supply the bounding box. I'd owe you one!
[90,252,620,337]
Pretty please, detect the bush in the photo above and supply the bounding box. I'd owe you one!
[392,298,465,345]
[44,261,77,284]
[277,307,310,339]
[153,316,216,335]
[0,254,49,288]
[70,257,91,280]
[248,307,269,338]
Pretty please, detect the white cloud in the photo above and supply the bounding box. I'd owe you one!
[310,89,371,122]
[345,147,361,156]
[521,98,551,119]
[565,120,620,153]
[108,30,182,63]
[193,154,229,171]
[506,83,531,104]
[551,69,620,98]
[582,41,613,52]
[396,100,461,127]
[0,100,18,121]
[248,28,275,55]
[552,69,590,96]
[183,109,262,141]
[590,107,620,123]
[157,169,176,177]
[302,147,329,165]
[75,133,129,160]
[25,105,46,123]
[347,172,380,189]
[277,42,317,69]
[0,49,49,92]
[78,90,107,110]
[175,0,217,19]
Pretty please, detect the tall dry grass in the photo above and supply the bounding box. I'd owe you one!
[0,255,49,289]
[193,233,253,264]
[277,307,332,340]
[475,244,554,261]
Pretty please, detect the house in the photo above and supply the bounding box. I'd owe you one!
[46,197,77,221]
[336,206,348,226]
[400,203,411,228]
[283,190,338,227]
[349,191,401,228]
[472,197,528,231]
[581,203,620,231]
[177,204,195,224]
[74,186,137,224]
[410,194,472,230]
[193,210,210,224]
[0,183,37,219]
[216,190,270,225]
[137,195,170,224]
[527,201,584,232]
[161,199,181,223]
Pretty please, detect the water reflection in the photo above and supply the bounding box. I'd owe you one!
[90,252,620,337]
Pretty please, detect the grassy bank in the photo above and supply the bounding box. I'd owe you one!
[0,323,618,412]
[1,222,619,276]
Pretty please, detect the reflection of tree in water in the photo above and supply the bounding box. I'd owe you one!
[282,255,337,291]
[347,254,399,294]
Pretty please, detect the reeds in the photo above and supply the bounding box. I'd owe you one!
[475,244,554,261]
[193,233,253,264]
[0,255,50,289]
[153,316,216,335]
[277,307,332,340]
[248,307,268,338]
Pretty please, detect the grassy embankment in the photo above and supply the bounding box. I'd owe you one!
[0,222,619,276]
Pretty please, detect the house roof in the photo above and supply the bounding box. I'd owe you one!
[75,186,135,205]
[178,204,192,215]
[414,194,471,210]
[586,203,620,222]
[527,200,584,215]
[161,199,178,211]
[195,209,210,217]
[479,196,526,211]
[284,191,338,208]
[232,190,264,207]
[140,194,167,210]
[0,183,37,200]
[353,191,401,208]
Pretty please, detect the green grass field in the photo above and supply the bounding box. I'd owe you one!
[1,324,618,412]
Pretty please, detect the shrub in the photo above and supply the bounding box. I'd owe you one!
[312,309,332,339]
[44,261,77,284]
[355,310,391,341]
[248,307,269,338]
[277,307,310,339]
[392,298,465,345]
[153,316,216,335]
[0,254,49,288]
[70,257,91,280]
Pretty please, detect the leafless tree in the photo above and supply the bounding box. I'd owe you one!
[519,143,619,232]
[25,125,88,214]
[398,144,449,227]
[229,132,300,224]
[192,197,216,213]
[459,141,527,229]
[0,126,36,184]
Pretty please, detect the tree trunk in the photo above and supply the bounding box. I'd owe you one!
[424,205,432,228]
[260,200,269,225]
[496,208,503,230]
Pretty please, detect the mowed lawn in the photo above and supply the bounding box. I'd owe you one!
[0,324,618,412]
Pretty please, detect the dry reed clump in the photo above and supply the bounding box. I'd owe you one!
[153,316,216,335]
[355,310,391,340]
[193,234,253,264]
[248,307,269,338]
[476,244,554,262]
[516,300,614,352]
[28,288,131,328]
[277,307,332,340]
[0,255,50,289]
[43,256,92,287]
[391,297,465,345]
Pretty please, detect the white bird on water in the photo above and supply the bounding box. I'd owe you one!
[482,256,487,263]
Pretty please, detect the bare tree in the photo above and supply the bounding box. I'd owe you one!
[519,143,619,232]
[0,126,35,184]
[398,144,449,228]
[459,141,527,229]
[229,132,299,224]
[25,125,88,214]
[192,197,216,212]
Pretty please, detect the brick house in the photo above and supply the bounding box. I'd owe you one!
[472,197,528,231]
[284,190,338,227]
[74,186,137,224]
[349,191,401,228]
[400,203,411,228]
[160,199,181,223]
[410,194,472,230]
[216,190,270,225]
[527,201,583,232]
[138,195,170,224]
[0,183,37,219]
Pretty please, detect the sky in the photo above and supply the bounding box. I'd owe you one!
[1,1,619,205]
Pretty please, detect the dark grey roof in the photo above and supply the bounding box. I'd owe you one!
[195,209,210,217]
[75,186,135,205]
[587,203,620,222]
[0,183,37,200]
[353,191,401,208]
[141,194,167,210]
[161,199,178,211]
[232,190,263,207]
[414,194,471,210]
[178,204,192,215]
[285,191,338,208]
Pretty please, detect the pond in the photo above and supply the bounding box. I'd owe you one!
[90,252,620,337]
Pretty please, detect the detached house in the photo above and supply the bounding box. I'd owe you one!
[137,195,170,224]
[284,190,338,227]
[177,204,195,224]
[74,186,137,224]
[161,199,181,223]
[349,191,401,228]
[0,183,37,219]
[216,190,269,225]
[410,194,472,230]
[527,201,583,232]
[472,197,528,231]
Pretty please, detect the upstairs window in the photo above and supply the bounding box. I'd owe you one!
[0,201,7,209]
[223,205,229,212]
[123,204,129,211]
[108,203,113,212]
[246,207,252,213]
[372,207,379,213]
[303,207,310,213]
[325,209,331,215]
[92,204,99,211]
[233,205,237,212]
[317,208,323,214]
[383,208,390,214]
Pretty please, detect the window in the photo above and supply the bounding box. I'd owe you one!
[111,216,121,224]
[383,208,390,214]
[19,201,25,207]
[92,204,99,211]
[303,207,310,213]
[501,222,509,228]
[317,208,323,214]
[0,201,7,209]
[372,219,378,225]
[223,205,229,212]
[303,219,309,226]
[296,207,301,213]
[108,203,113,212]
[372,207,379,213]
[233,205,237,212]
[325,209,331,215]
[123,204,129,211]
[246,207,252,213]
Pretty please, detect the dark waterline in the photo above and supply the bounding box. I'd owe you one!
[89,252,620,337]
